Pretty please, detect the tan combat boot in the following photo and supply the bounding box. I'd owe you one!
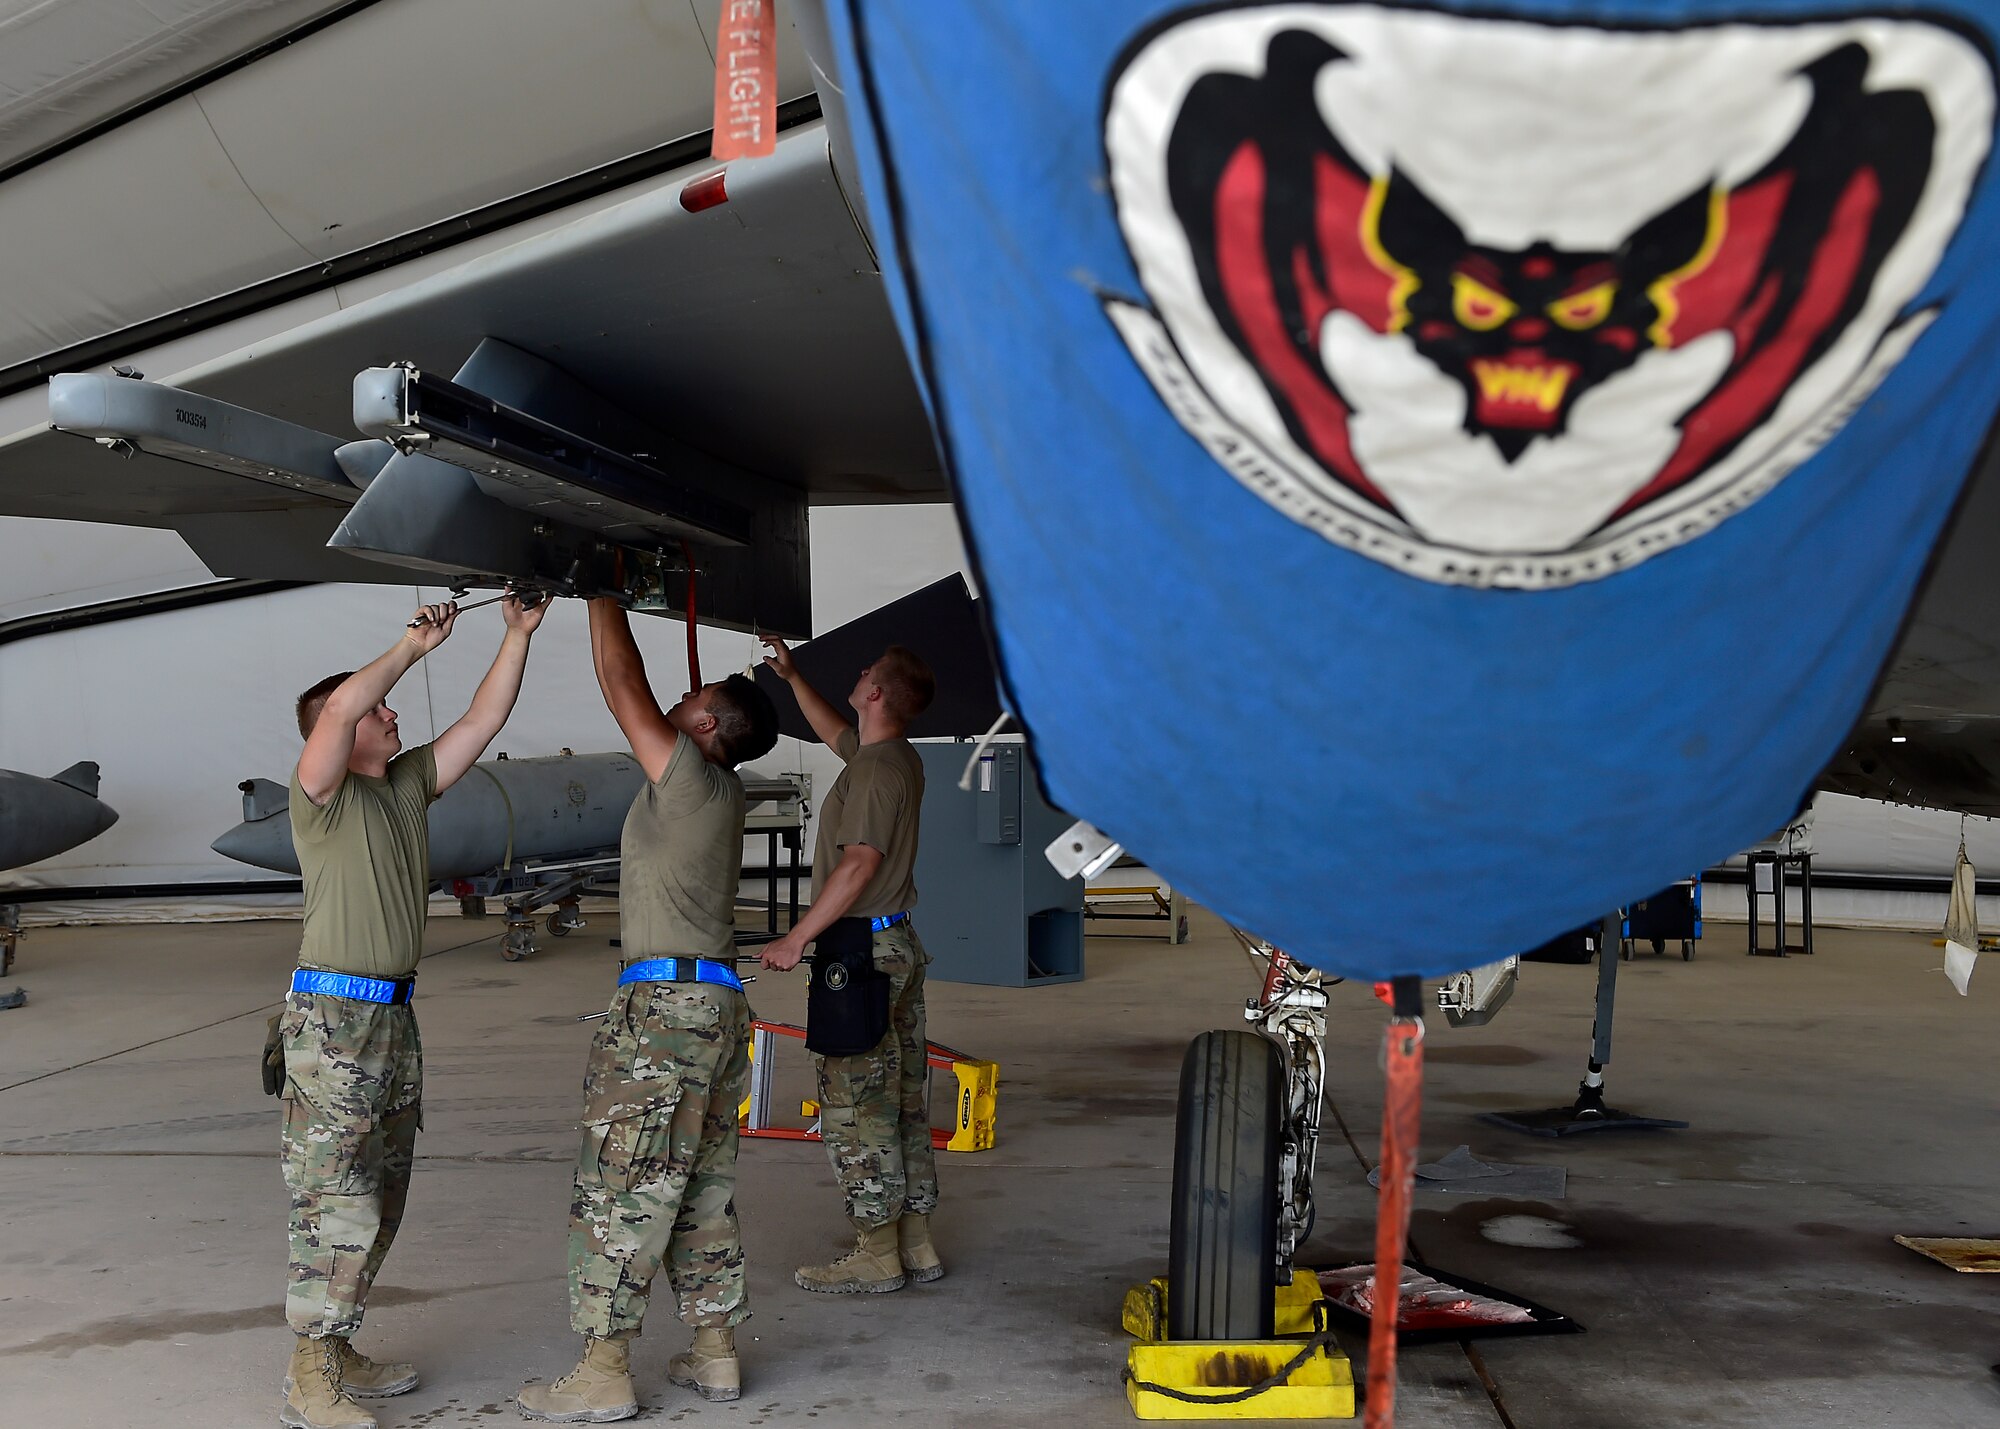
[794,1219,907,1293]
[898,1212,945,1283]
[666,1326,741,1402]
[516,1335,639,1423]
[334,1338,418,1398]
[280,1335,379,1429]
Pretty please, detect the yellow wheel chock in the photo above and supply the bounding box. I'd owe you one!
[1119,1271,1355,1419]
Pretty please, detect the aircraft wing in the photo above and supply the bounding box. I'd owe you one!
[0,3,942,638]
[0,122,938,632]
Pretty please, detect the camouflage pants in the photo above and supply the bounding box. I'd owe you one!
[568,979,752,1339]
[278,991,422,1338]
[813,923,938,1228]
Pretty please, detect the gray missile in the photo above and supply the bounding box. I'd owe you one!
[213,751,646,879]
[213,750,799,881]
[0,763,119,873]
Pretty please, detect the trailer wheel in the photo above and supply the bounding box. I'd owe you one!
[1167,1029,1280,1341]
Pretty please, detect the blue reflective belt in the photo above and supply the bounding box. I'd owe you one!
[290,969,415,1005]
[870,911,910,932]
[618,958,745,992]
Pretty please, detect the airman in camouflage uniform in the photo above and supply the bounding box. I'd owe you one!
[278,595,542,1429]
[813,919,937,1229]
[517,601,778,1422]
[569,981,753,1336]
[279,992,423,1340]
[758,639,943,1295]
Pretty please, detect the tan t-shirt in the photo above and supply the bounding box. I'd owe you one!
[813,727,923,920]
[619,733,746,960]
[291,745,437,979]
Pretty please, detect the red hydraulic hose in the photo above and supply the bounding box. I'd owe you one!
[681,539,701,690]
[1367,979,1425,1429]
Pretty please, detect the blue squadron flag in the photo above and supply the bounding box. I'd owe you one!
[818,1,2000,979]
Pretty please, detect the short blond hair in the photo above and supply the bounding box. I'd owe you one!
[878,646,935,722]
[295,672,354,739]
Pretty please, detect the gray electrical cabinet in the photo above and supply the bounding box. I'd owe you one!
[911,741,1085,987]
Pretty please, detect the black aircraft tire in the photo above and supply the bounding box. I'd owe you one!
[1167,1029,1281,1341]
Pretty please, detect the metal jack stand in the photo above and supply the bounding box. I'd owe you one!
[1478,912,1687,1137]
[1747,850,1814,956]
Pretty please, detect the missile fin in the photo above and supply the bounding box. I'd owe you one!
[238,778,290,822]
[49,761,100,797]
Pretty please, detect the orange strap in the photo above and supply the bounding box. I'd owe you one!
[1366,984,1425,1429]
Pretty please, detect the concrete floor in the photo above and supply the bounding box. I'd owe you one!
[1,910,1998,1427]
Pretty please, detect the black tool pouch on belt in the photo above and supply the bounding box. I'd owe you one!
[805,917,892,1056]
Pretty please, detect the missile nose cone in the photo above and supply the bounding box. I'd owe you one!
[46,763,118,839]
[0,766,121,871]
[85,798,119,840]
[212,819,299,875]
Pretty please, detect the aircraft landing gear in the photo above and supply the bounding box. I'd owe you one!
[1166,933,1332,1340]
[1170,1029,1279,1339]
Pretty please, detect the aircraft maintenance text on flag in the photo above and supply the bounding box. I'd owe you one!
[817,0,2000,980]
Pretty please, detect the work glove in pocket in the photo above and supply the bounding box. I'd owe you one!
[261,1013,285,1096]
